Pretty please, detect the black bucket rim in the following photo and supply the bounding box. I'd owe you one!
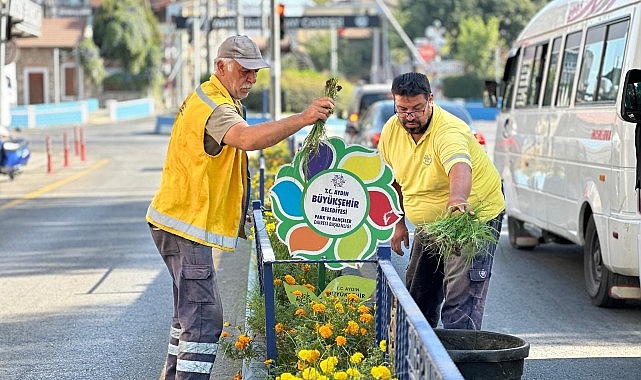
[435,329,531,363]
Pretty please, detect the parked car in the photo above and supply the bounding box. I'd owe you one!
[343,83,392,142]
[355,99,486,149]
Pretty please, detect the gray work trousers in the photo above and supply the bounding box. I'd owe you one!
[149,224,224,380]
[405,212,503,330]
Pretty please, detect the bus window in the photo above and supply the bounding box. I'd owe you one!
[576,19,629,104]
[542,37,562,106]
[556,31,582,107]
[621,69,641,123]
[515,43,548,108]
[501,48,519,110]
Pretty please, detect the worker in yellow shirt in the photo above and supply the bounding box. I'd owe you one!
[378,72,504,330]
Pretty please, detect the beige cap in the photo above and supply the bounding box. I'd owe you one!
[217,35,270,70]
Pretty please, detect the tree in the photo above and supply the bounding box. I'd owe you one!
[92,0,162,90]
[454,16,503,79]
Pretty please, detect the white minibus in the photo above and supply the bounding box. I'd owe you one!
[489,0,641,307]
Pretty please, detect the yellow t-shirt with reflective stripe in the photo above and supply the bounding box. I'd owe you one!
[378,104,504,225]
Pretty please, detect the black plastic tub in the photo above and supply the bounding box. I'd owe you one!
[434,329,530,380]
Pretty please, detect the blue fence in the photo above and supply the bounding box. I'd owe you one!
[10,99,99,128]
[250,200,464,380]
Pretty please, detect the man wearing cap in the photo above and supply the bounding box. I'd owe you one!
[147,35,334,380]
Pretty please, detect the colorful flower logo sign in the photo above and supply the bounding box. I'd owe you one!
[269,137,402,270]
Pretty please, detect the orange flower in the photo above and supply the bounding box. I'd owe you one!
[275,323,285,333]
[345,320,360,335]
[359,313,373,324]
[293,290,303,297]
[312,302,327,313]
[318,323,333,339]
[304,283,316,292]
[334,303,345,314]
[273,278,282,286]
[357,305,371,314]
[233,373,242,380]
[234,334,251,350]
[347,293,359,302]
[284,275,297,285]
[335,335,347,346]
[295,308,306,317]
[220,331,229,338]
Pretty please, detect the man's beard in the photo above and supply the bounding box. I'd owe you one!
[401,119,429,135]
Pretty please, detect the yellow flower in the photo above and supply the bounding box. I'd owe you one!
[275,323,285,333]
[379,340,387,351]
[357,305,370,314]
[274,279,283,286]
[312,302,327,313]
[264,359,274,365]
[319,356,339,373]
[302,367,319,380]
[345,320,360,335]
[302,264,312,272]
[220,331,229,338]
[346,367,361,378]
[284,275,297,285]
[371,365,392,379]
[234,334,251,350]
[298,349,320,363]
[350,352,364,364]
[295,308,307,317]
[335,335,347,346]
[359,313,373,324]
[293,290,303,297]
[334,303,344,314]
[224,321,230,327]
[266,222,276,234]
[333,372,348,380]
[318,323,333,339]
[304,283,316,292]
[278,373,302,380]
[346,293,359,302]
[360,328,368,335]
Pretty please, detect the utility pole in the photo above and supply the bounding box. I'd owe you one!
[269,0,281,120]
[0,0,8,128]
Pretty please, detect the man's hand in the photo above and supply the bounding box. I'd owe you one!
[391,221,410,256]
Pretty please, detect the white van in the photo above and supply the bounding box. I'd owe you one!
[489,0,641,307]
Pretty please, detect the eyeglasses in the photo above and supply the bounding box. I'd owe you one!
[394,103,428,119]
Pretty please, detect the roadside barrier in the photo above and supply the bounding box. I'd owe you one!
[250,200,464,380]
[45,126,87,173]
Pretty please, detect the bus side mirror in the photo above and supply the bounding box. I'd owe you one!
[483,80,498,108]
[621,69,641,123]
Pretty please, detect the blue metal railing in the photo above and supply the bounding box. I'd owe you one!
[250,200,463,380]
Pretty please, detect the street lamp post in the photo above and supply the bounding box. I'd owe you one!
[0,0,9,128]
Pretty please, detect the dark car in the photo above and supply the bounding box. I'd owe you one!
[355,99,486,149]
[343,83,392,142]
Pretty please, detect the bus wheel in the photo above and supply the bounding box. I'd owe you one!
[584,216,623,307]
[507,216,538,250]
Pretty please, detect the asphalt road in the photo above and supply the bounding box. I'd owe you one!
[0,117,640,380]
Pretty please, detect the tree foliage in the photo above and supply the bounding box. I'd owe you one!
[398,0,548,50]
[454,16,502,78]
[92,0,162,89]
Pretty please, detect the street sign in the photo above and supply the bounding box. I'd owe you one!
[176,15,381,31]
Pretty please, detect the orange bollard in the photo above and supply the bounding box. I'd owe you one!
[63,132,70,167]
[80,127,86,161]
[46,136,53,173]
[74,126,80,156]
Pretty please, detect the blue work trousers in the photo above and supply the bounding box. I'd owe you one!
[405,212,503,330]
[149,224,224,380]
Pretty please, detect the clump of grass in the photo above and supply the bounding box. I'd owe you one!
[415,206,499,265]
[299,77,342,176]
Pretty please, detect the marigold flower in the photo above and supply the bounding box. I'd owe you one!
[293,290,303,297]
[220,331,229,338]
[295,308,307,317]
[346,367,361,378]
[234,373,242,380]
[334,303,344,314]
[275,323,285,333]
[371,365,392,379]
[284,275,297,285]
[357,305,370,314]
[234,334,251,350]
[350,352,364,364]
[318,323,333,339]
[319,356,338,373]
[324,289,332,296]
[304,283,316,292]
[359,313,373,324]
[345,320,360,335]
[266,222,276,234]
[379,340,387,351]
[298,349,320,363]
[302,367,318,380]
[360,328,368,335]
[274,279,283,286]
[264,359,274,365]
[297,360,307,370]
[335,335,347,346]
[302,264,312,272]
[224,321,230,327]
[312,302,327,313]
[333,372,348,380]
[346,293,359,302]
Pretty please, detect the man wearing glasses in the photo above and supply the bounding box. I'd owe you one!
[378,72,504,330]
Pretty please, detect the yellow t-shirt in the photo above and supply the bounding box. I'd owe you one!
[378,104,504,225]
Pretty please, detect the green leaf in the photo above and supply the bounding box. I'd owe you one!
[283,283,319,307]
[321,275,376,300]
